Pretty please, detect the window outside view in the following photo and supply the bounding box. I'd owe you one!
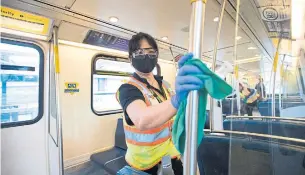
[1,42,40,124]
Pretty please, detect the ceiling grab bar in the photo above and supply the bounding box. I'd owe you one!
[183,0,206,174]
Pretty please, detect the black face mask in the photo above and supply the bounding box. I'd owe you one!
[132,55,157,73]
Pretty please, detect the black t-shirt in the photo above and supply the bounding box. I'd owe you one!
[118,73,167,126]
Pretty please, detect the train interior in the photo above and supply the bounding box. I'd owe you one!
[1,0,305,175]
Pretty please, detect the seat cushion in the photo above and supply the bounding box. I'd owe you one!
[90,147,126,175]
[103,156,127,175]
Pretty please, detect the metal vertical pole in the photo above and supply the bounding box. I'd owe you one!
[229,1,241,171]
[209,0,227,130]
[184,0,206,174]
[234,70,241,116]
[260,56,265,99]
[283,65,289,98]
[231,74,235,115]
[233,0,241,116]
[271,62,277,116]
[272,40,281,117]
[279,55,286,111]
[53,27,64,175]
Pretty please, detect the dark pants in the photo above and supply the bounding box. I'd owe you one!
[143,158,183,175]
[245,101,258,116]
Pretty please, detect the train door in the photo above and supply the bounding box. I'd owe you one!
[1,5,62,175]
[1,37,49,175]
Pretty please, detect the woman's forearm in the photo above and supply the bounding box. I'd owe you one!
[126,100,177,130]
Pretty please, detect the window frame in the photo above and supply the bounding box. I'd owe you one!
[1,39,44,128]
[91,54,160,116]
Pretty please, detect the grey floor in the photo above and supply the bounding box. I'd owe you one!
[64,161,110,175]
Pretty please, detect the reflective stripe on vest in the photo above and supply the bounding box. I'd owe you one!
[242,88,258,103]
[125,129,171,146]
[118,77,180,170]
[124,121,173,146]
[127,79,152,106]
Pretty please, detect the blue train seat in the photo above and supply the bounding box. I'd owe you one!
[222,98,244,116]
[91,118,305,175]
[90,118,127,175]
[257,99,280,116]
[222,99,237,115]
[197,135,305,175]
[258,97,305,116]
[223,119,305,144]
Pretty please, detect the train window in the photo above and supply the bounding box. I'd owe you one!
[0,39,44,128]
[91,56,159,115]
[91,55,159,115]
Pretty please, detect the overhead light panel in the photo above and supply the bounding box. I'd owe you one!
[58,40,128,57]
[109,16,119,23]
[248,47,257,50]
[236,36,242,40]
[213,17,219,22]
[161,36,168,41]
[235,57,260,64]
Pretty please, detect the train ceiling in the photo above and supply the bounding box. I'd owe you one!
[3,0,283,74]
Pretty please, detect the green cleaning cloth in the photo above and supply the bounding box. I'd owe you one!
[172,59,233,154]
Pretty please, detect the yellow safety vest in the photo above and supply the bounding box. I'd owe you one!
[116,77,180,170]
[241,88,259,103]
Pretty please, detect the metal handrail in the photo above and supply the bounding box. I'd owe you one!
[225,116,305,122]
[204,129,305,144]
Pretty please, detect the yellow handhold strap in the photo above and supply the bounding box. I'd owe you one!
[234,65,239,79]
[54,45,60,73]
[273,51,279,73]
[272,38,282,73]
